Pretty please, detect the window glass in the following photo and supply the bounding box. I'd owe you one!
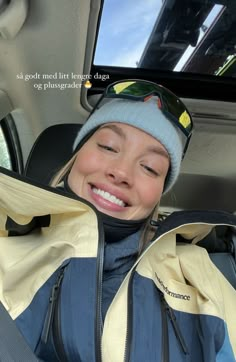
[0,124,12,169]
[94,0,236,78]
[94,0,161,67]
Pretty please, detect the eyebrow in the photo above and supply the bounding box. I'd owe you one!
[99,124,126,139]
[145,145,170,160]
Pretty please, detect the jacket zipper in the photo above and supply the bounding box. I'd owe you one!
[41,266,66,344]
[53,285,68,362]
[160,293,170,362]
[123,269,135,362]
[95,217,105,362]
[41,266,68,361]
[160,293,189,356]
[166,306,189,355]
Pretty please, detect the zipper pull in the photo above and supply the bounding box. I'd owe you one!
[41,268,65,344]
[166,305,189,355]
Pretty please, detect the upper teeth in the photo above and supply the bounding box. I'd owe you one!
[92,187,126,207]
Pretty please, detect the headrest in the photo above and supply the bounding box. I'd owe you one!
[24,123,82,184]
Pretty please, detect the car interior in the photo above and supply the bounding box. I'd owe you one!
[0,0,236,294]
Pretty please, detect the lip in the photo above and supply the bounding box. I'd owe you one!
[87,182,131,212]
[90,182,130,205]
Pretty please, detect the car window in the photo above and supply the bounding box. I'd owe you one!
[94,0,235,78]
[0,123,12,170]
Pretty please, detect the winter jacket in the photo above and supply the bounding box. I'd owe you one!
[0,168,235,362]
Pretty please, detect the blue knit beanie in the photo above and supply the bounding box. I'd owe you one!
[73,97,183,193]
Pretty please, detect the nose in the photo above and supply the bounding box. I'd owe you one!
[105,158,133,187]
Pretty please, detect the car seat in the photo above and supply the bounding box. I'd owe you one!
[24,123,82,185]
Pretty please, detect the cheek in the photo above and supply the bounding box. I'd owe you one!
[137,179,164,209]
[68,150,101,191]
[72,149,101,175]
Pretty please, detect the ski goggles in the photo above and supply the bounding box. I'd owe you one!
[94,79,193,158]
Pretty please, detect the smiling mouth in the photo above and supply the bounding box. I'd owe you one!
[91,186,128,207]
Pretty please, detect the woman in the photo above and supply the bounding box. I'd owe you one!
[52,79,190,248]
[0,79,235,362]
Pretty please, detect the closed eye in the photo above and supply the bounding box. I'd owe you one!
[141,164,159,176]
[97,143,117,152]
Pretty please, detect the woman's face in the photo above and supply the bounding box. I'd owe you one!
[68,123,170,220]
